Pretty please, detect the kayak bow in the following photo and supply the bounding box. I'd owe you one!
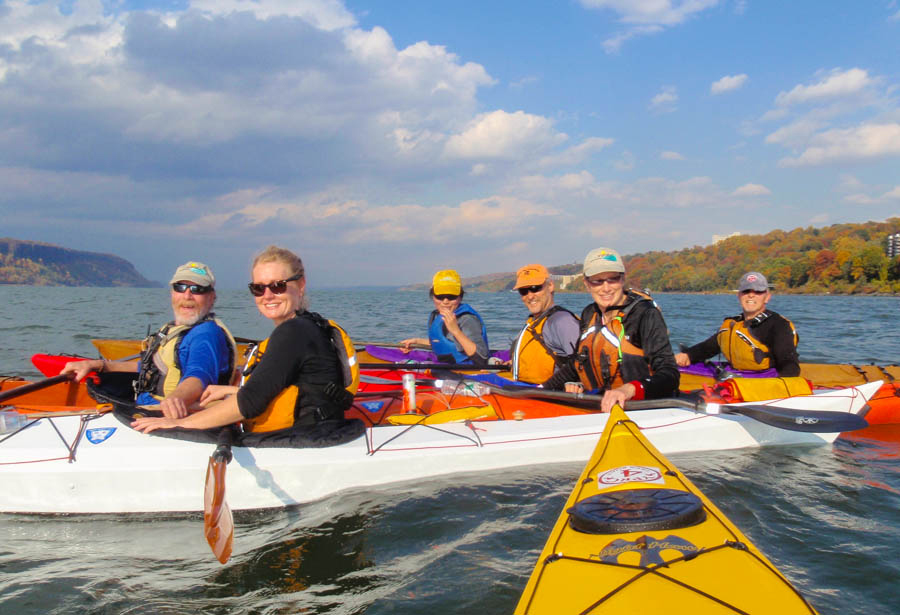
[515,404,818,614]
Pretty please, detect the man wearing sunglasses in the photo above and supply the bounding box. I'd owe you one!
[674,271,799,376]
[62,261,237,418]
[509,264,579,384]
[543,248,679,412]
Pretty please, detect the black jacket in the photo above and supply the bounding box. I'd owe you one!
[544,292,680,399]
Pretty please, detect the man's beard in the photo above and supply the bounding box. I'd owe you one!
[174,306,208,326]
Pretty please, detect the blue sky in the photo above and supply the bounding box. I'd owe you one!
[1,0,898,288]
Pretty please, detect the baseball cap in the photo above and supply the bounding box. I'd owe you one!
[514,264,549,289]
[432,269,462,295]
[738,271,768,292]
[170,261,216,287]
[583,248,625,277]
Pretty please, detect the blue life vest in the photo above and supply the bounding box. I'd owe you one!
[427,303,489,364]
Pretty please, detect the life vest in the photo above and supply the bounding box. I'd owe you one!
[511,306,576,384]
[715,312,798,371]
[427,303,489,364]
[135,314,237,400]
[240,311,359,433]
[573,291,655,392]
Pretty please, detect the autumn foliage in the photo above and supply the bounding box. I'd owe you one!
[621,219,900,294]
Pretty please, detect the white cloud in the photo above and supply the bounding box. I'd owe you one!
[174,191,560,244]
[539,137,615,167]
[779,123,900,167]
[650,86,678,112]
[660,151,685,160]
[844,193,879,205]
[732,183,771,197]
[579,0,719,26]
[614,151,636,171]
[775,68,875,107]
[884,186,900,200]
[444,110,567,159]
[710,74,748,94]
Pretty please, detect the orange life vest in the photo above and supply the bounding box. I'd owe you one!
[715,315,798,371]
[574,292,654,392]
[511,306,575,384]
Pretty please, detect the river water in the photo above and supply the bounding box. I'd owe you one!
[1,286,898,614]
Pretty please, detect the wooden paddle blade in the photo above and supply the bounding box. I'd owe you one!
[204,456,234,564]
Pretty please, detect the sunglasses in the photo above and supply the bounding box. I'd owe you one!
[585,274,623,287]
[517,284,544,296]
[434,294,460,301]
[740,289,766,296]
[248,273,303,297]
[172,283,212,295]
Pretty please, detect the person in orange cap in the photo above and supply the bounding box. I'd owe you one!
[399,269,490,364]
[509,264,579,384]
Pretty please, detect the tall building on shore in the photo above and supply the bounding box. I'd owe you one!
[888,233,900,258]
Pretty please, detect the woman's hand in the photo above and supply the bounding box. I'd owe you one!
[131,415,180,434]
[674,352,691,367]
[200,385,239,407]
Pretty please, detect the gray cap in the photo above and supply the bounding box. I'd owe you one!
[170,261,216,287]
[583,247,625,277]
[738,271,768,292]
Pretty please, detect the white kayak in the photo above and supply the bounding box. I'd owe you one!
[0,382,878,514]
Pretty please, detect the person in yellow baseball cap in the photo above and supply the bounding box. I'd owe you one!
[399,269,490,364]
[509,264,579,384]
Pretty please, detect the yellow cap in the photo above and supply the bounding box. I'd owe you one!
[432,269,462,295]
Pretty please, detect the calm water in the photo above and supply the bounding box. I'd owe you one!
[1,287,898,614]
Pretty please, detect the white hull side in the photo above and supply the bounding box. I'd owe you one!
[0,382,877,514]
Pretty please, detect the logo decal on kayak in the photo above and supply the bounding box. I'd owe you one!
[597,465,664,487]
[85,427,116,444]
[596,535,699,567]
[795,417,819,425]
[359,401,386,413]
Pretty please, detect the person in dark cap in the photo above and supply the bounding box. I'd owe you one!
[674,271,799,376]
[61,261,238,418]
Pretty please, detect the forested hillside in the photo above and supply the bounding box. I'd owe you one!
[0,239,156,287]
[623,219,900,294]
[460,219,900,294]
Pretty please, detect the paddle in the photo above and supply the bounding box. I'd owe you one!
[204,427,235,564]
[476,384,868,433]
[0,374,73,404]
[359,362,509,371]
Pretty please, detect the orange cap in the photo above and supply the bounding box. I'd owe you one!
[514,264,549,289]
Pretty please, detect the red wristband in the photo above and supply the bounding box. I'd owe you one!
[629,380,645,401]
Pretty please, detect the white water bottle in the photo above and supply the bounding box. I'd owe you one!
[0,410,29,434]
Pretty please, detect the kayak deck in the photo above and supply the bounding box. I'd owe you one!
[515,407,817,614]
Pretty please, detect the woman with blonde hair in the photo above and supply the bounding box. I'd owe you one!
[133,246,355,435]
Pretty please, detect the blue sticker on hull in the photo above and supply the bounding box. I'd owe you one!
[359,401,386,413]
[85,427,117,444]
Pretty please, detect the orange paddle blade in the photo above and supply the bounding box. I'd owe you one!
[204,456,234,564]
